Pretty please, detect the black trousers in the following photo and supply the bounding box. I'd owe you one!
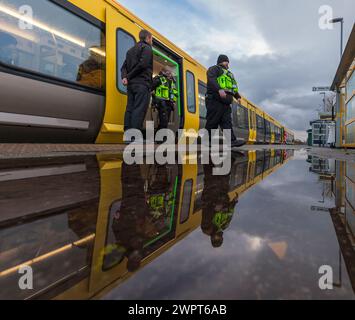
[205,97,236,142]
[156,100,173,130]
[125,84,151,131]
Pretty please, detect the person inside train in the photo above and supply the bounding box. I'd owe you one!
[0,31,18,66]
[152,66,178,130]
[121,29,153,140]
[76,46,105,89]
[206,55,244,148]
[201,162,238,248]
[145,164,175,220]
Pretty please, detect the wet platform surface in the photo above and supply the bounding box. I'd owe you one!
[0,148,354,300]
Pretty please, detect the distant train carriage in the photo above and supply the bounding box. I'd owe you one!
[264,114,273,144]
[285,129,295,144]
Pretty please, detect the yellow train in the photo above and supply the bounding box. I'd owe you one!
[0,0,294,144]
[0,149,294,299]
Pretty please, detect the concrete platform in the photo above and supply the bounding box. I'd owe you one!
[0,143,354,161]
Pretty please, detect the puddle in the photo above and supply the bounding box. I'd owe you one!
[0,149,354,300]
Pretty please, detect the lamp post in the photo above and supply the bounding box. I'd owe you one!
[329,17,344,60]
[320,92,326,112]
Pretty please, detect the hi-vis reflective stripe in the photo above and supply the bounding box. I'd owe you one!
[217,68,238,93]
[155,76,177,101]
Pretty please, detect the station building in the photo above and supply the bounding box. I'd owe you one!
[309,118,335,147]
[331,24,355,148]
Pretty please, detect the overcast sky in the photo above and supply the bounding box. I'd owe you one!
[118,0,355,140]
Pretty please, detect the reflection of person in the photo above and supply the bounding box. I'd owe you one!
[111,163,150,272]
[121,29,153,136]
[152,66,178,130]
[145,165,174,221]
[76,47,104,89]
[201,163,238,248]
[0,32,18,65]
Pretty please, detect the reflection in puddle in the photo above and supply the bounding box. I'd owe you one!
[0,150,354,300]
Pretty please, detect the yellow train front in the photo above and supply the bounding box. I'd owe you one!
[0,0,293,144]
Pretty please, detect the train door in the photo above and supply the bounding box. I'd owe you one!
[270,124,275,144]
[281,127,285,144]
[143,45,182,134]
[88,155,181,295]
[248,104,257,144]
[246,151,257,187]
[175,158,199,236]
[96,5,142,143]
[181,60,201,143]
[198,81,208,130]
[256,112,265,143]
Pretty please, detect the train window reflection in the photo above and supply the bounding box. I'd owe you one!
[236,104,248,129]
[186,71,196,113]
[256,115,264,129]
[198,82,207,119]
[180,179,193,224]
[0,0,105,90]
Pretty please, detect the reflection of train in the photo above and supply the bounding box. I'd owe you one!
[0,149,293,300]
[0,0,294,144]
[331,160,355,292]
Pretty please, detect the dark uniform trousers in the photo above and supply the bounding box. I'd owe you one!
[205,97,237,142]
[156,100,173,130]
[124,84,151,131]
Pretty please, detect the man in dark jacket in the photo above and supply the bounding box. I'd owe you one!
[206,55,244,148]
[121,30,153,136]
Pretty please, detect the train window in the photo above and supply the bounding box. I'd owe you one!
[0,0,105,90]
[117,29,136,94]
[186,71,196,113]
[256,160,264,176]
[193,168,204,213]
[346,70,355,100]
[346,95,355,122]
[265,121,271,134]
[180,179,193,224]
[256,115,264,129]
[236,104,248,129]
[231,162,248,188]
[198,82,207,119]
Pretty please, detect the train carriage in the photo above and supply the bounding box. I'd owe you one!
[285,128,295,145]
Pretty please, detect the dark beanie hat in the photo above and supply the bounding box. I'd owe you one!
[217,54,229,64]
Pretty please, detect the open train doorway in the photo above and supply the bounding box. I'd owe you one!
[144,46,182,135]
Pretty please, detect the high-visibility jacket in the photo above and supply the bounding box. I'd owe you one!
[155,76,178,102]
[147,192,174,216]
[212,209,234,232]
[217,68,239,95]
